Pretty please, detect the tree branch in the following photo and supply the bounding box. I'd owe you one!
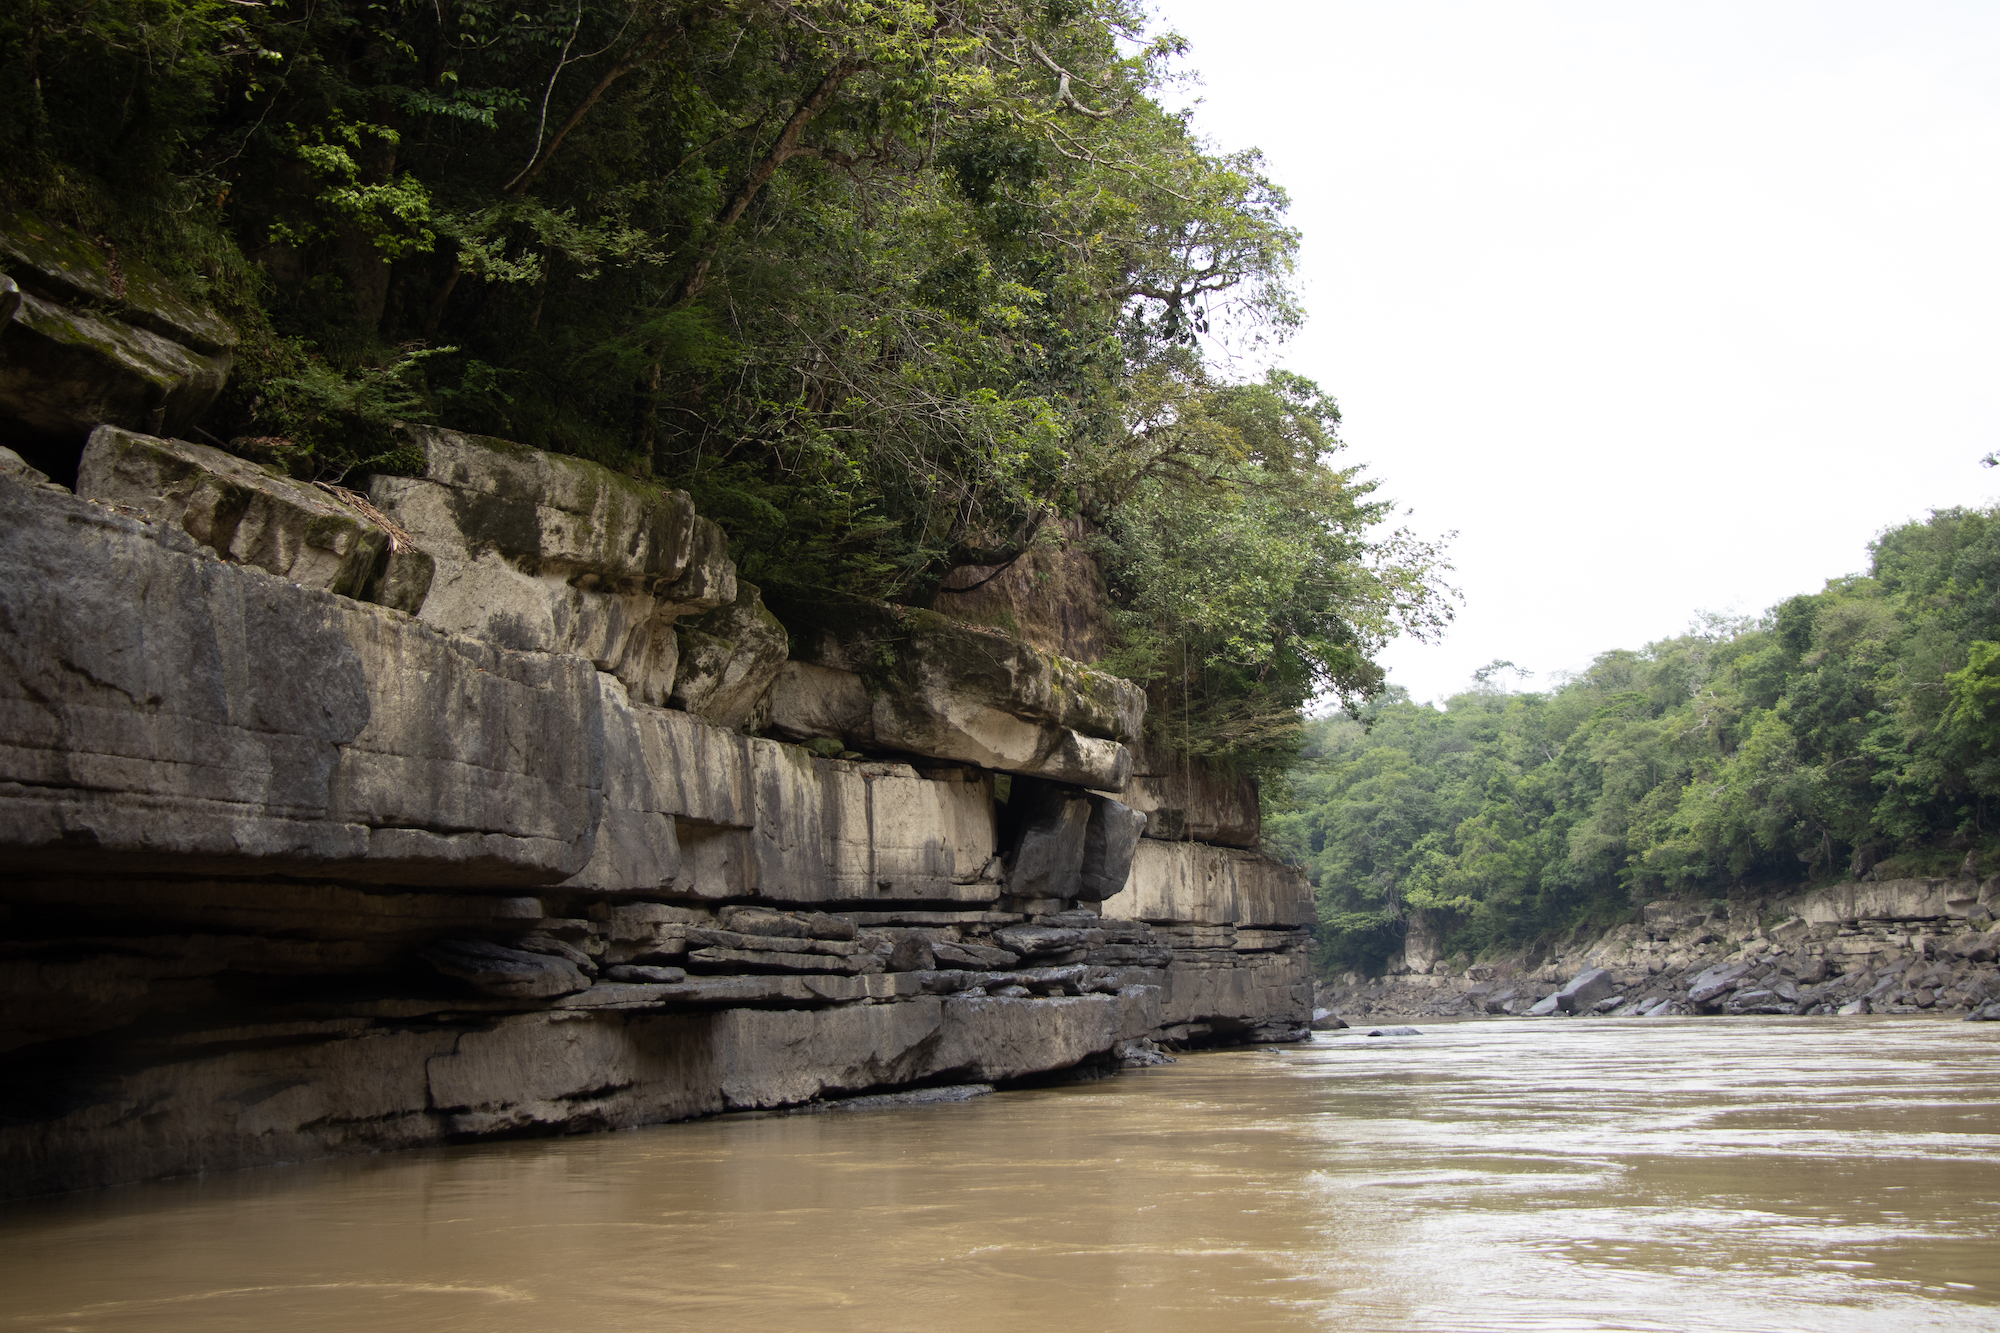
[669,58,862,308]
[504,12,700,198]
[1028,41,1118,119]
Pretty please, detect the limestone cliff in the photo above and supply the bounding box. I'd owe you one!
[0,412,1312,1197]
[1319,877,2000,1022]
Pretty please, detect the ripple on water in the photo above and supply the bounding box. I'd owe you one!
[0,1016,1995,1332]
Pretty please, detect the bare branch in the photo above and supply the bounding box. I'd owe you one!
[1028,41,1118,119]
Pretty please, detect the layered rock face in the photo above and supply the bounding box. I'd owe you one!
[0,215,236,473]
[0,423,1310,1197]
[1319,879,2000,1022]
[763,586,1143,790]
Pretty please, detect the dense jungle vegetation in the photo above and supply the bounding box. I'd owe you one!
[0,0,1452,769]
[1270,505,2000,976]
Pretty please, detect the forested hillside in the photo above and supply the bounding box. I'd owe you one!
[0,0,1450,770]
[1270,505,2000,975]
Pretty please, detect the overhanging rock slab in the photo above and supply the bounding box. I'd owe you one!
[76,427,432,614]
[763,586,1142,789]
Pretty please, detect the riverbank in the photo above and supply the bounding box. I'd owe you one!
[1317,880,2000,1022]
[0,424,1307,1198]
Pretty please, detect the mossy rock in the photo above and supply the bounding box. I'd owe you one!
[0,211,237,354]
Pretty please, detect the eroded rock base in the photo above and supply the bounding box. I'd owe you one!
[0,878,1307,1196]
[0,469,1309,1197]
[1319,887,2000,1022]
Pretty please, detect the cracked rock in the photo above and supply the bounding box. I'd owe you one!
[419,939,591,998]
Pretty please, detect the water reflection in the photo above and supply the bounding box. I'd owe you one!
[2,1017,1995,1331]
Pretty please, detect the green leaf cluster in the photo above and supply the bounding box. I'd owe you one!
[1270,506,2000,975]
[2,0,1453,760]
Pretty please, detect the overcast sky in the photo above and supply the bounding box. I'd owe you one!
[1151,0,2000,703]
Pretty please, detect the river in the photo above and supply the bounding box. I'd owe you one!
[2,1016,1996,1332]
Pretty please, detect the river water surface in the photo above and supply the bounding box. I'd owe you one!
[3,1016,1997,1332]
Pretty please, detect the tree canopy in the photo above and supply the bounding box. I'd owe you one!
[1271,505,2000,976]
[3,0,1453,769]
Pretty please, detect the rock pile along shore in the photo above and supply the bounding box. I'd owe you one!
[1316,884,2000,1022]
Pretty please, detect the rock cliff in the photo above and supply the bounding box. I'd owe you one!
[0,409,1310,1196]
[1318,877,2000,1022]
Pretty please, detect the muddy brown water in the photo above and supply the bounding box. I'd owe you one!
[2,1016,1996,1332]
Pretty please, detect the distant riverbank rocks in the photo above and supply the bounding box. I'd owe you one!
[0,409,1310,1197]
[1317,883,2000,1023]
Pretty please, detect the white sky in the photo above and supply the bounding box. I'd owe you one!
[1151,0,2000,703]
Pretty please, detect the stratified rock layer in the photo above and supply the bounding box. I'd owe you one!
[0,213,237,445]
[367,426,735,706]
[1318,883,2000,1023]
[1121,737,1261,848]
[763,585,1143,789]
[0,458,1311,1197]
[77,427,433,614]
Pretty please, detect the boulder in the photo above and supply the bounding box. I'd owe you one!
[1726,989,1797,1015]
[0,445,63,491]
[1687,960,1754,1004]
[0,211,236,442]
[1078,795,1147,901]
[1006,781,1092,899]
[1837,996,1872,1016]
[1767,916,1809,946]
[1947,929,2000,963]
[1526,994,1561,1016]
[669,582,789,729]
[992,925,1087,960]
[762,585,1141,788]
[367,427,734,704]
[1967,1000,2000,1021]
[886,934,938,972]
[1365,1026,1422,1037]
[76,427,433,613]
[933,939,1020,969]
[1310,1009,1348,1030]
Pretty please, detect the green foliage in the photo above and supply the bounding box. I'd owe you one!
[269,119,437,259]
[1094,366,1454,774]
[1272,505,2000,973]
[2,0,1450,760]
